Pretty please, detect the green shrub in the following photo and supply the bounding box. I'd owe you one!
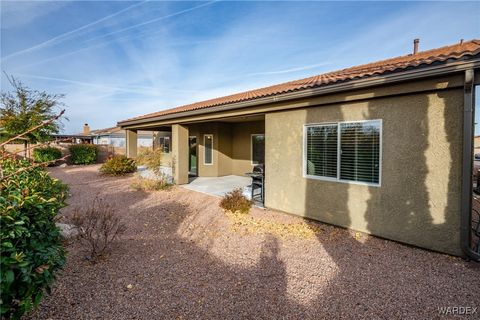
[219,188,252,214]
[99,156,136,176]
[32,146,62,164]
[0,157,68,319]
[68,144,97,165]
[136,148,162,174]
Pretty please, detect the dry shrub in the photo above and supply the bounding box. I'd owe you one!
[136,148,162,174]
[219,188,252,214]
[71,197,126,262]
[131,176,171,191]
[99,155,136,176]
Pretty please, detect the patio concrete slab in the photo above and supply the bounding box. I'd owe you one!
[181,175,252,198]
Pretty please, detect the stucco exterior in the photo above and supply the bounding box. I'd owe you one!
[232,121,265,176]
[264,88,463,255]
[184,121,264,178]
[122,72,471,256]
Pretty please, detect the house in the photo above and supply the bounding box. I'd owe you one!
[89,125,154,148]
[53,124,94,144]
[474,135,480,153]
[118,39,480,259]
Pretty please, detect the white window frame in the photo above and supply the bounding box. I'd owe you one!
[303,119,382,187]
[250,133,265,165]
[203,134,214,165]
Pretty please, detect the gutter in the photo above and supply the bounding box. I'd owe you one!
[461,68,480,261]
[118,58,480,127]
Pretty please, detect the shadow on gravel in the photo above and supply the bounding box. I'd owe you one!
[28,133,480,320]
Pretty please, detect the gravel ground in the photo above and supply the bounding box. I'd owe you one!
[27,164,479,320]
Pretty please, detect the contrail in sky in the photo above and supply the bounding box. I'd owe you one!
[1,1,148,61]
[83,1,218,44]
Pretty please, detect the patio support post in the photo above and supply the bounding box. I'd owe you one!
[126,129,138,158]
[172,124,189,184]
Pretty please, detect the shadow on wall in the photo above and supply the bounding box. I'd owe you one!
[303,87,464,255]
[300,86,469,316]
[365,89,463,255]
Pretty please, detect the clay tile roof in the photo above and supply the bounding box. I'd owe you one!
[120,39,480,124]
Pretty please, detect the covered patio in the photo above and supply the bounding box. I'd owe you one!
[182,175,252,198]
[123,114,266,204]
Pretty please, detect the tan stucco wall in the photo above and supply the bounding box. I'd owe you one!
[231,121,265,176]
[186,121,264,177]
[171,124,189,184]
[265,88,463,255]
[188,122,232,177]
[125,129,137,158]
[160,152,172,167]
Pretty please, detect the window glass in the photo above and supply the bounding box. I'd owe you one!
[340,121,381,184]
[204,135,213,164]
[305,125,338,178]
[251,134,265,165]
[304,120,381,185]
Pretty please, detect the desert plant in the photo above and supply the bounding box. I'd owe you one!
[32,146,62,164]
[99,155,136,175]
[219,188,253,214]
[0,157,68,319]
[136,148,162,174]
[71,197,126,262]
[130,176,171,191]
[68,144,97,165]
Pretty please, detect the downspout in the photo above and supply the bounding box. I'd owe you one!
[461,68,480,261]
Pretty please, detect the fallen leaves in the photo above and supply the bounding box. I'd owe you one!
[225,211,322,239]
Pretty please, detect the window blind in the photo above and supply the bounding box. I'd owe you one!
[340,121,380,184]
[304,120,381,185]
[305,125,338,178]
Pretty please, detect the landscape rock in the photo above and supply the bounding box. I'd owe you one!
[56,223,78,238]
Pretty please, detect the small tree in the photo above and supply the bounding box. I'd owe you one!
[0,75,66,156]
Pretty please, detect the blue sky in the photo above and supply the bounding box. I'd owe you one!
[1,1,479,134]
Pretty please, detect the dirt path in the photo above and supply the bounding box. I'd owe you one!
[28,165,480,319]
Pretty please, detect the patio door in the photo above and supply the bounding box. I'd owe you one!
[189,136,197,176]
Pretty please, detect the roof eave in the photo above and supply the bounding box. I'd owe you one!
[118,58,480,128]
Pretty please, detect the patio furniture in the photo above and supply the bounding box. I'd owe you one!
[246,164,264,205]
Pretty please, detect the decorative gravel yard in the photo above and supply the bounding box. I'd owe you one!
[28,164,479,319]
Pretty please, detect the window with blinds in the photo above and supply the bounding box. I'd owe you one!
[304,120,382,186]
[305,125,338,178]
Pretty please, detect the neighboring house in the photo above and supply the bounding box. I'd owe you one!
[118,39,480,258]
[90,126,154,148]
[53,124,94,144]
[474,135,480,153]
